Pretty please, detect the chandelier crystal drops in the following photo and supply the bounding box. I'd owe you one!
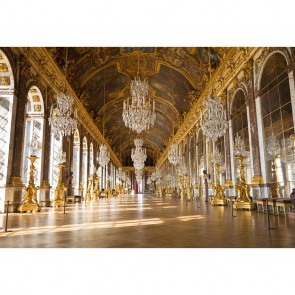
[200,96,228,142]
[211,148,223,165]
[177,160,187,177]
[131,138,147,170]
[56,147,66,164]
[97,144,110,167]
[122,76,156,133]
[234,134,248,157]
[117,167,125,180]
[48,94,77,138]
[135,169,143,183]
[266,135,281,158]
[29,130,42,157]
[168,143,180,166]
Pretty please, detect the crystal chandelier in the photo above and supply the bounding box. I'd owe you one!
[117,167,124,180]
[168,143,180,166]
[97,70,110,168]
[135,169,143,183]
[200,95,228,142]
[211,147,223,165]
[131,138,147,170]
[97,144,110,167]
[122,53,156,133]
[266,135,281,158]
[48,48,77,137]
[234,134,248,158]
[150,167,162,184]
[56,147,66,164]
[29,130,42,157]
[177,160,187,177]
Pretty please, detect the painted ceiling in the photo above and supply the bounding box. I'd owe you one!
[47,47,228,165]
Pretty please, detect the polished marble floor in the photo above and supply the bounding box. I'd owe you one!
[0,194,295,248]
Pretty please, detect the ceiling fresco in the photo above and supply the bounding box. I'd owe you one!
[47,47,227,165]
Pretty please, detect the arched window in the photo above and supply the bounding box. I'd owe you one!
[49,133,62,199]
[22,86,45,188]
[0,50,15,187]
[81,136,88,192]
[259,52,294,196]
[231,89,251,182]
[72,129,80,194]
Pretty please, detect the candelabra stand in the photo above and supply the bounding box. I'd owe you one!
[51,164,67,207]
[18,156,41,213]
[178,176,185,200]
[86,175,93,202]
[210,163,227,206]
[270,160,279,198]
[165,182,172,197]
[92,177,100,201]
[184,176,193,201]
[105,178,112,198]
[234,156,256,210]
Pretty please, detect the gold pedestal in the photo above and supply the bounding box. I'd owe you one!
[18,203,41,213]
[210,163,227,206]
[211,197,228,206]
[234,156,256,211]
[233,201,256,210]
[50,164,67,208]
[17,156,41,213]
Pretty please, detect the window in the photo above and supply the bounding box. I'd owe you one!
[22,87,44,188]
[259,52,294,196]
[81,137,88,192]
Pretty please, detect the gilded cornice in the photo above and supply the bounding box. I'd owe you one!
[18,47,122,167]
[157,47,261,167]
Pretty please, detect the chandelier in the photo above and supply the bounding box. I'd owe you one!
[122,53,156,133]
[97,144,110,167]
[211,147,223,165]
[168,143,180,166]
[29,130,42,157]
[135,169,143,183]
[56,147,66,164]
[48,48,77,137]
[97,69,110,168]
[177,160,187,177]
[234,134,248,158]
[117,167,124,180]
[200,95,228,142]
[266,135,281,159]
[131,138,147,170]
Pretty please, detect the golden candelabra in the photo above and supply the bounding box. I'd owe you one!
[210,163,227,206]
[178,176,185,200]
[165,184,172,197]
[184,176,193,201]
[92,177,100,201]
[51,164,67,207]
[18,155,41,213]
[105,179,112,198]
[86,175,93,202]
[233,156,256,210]
[270,160,279,197]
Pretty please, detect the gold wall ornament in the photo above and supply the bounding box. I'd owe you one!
[32,95,40,102]
[0,53,3,60]
[50,164,67,207]
[17,156,41,213]
[0,76,10,86]
[0,63,8,72]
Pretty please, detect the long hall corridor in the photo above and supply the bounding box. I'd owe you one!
[1,194,294,248]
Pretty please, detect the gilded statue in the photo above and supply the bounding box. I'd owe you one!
[86,176,93,202]
[92,178,100,201]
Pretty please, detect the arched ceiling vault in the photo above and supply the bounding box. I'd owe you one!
[47,47,225,165]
